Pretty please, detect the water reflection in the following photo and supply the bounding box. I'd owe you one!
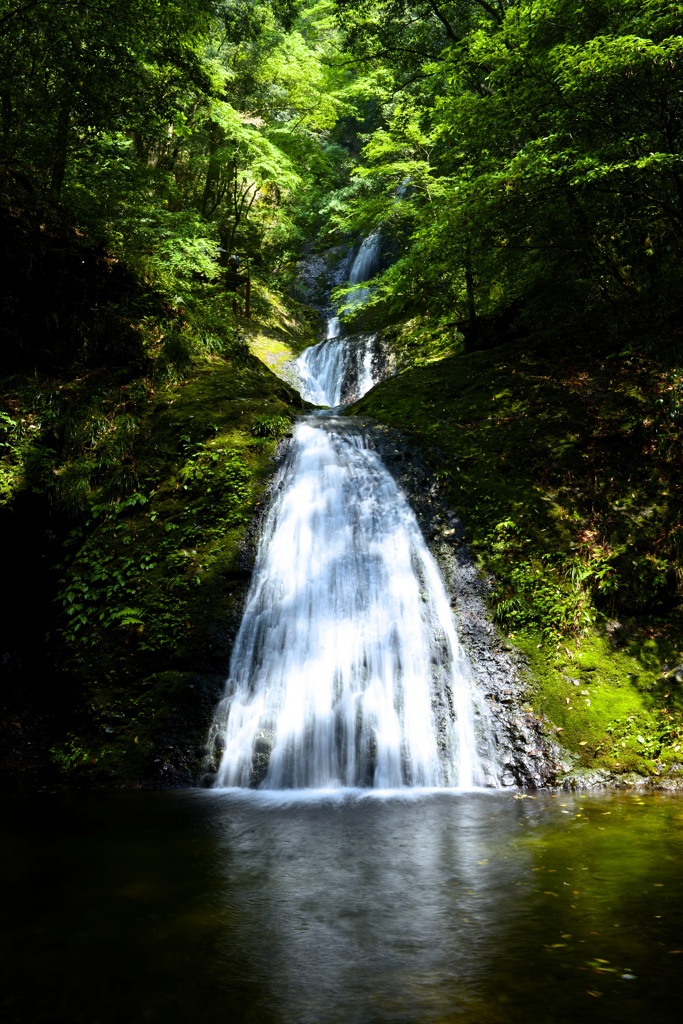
[204,791,522,1023]
[1,792,683,1023]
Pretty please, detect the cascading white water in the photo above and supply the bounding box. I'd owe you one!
[209,417,483,790]
[297,337,347,407]
[208,232,496,790]
[348,231,381,292]
[297,331,380,407]
[296,233,383,407]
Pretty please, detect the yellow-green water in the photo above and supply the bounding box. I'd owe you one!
[1,790,682,1023]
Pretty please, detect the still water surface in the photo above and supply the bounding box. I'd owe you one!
[2,790,683,1023]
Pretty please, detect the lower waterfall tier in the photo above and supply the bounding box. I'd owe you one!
[209,416,494,790]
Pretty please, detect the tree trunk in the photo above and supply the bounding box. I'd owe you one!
[1,88,11,150]
[200,127,221,218]
[49,101,70,201]
[465,254,477,342]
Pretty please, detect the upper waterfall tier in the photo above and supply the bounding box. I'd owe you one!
[296,233,385,407]
[349,233,381,285]
[297,332,385,407]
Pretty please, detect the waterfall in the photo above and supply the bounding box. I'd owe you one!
[296,233,384,407]
[208,232,497,791]
[297,332,384,408]
[349,232,381,285]
[209,418,484,790]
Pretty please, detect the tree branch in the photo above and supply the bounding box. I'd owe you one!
[426,0,461,44]
[473,0,505,26]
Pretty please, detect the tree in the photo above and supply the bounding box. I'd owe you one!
[329,0,683,345]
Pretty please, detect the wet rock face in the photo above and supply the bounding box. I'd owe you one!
[448,562,570,789]
[366,423,569,789]
[294,246,356,311]
[337,332,393,405]
[560,765,683,791]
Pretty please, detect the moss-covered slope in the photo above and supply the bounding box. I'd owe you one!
[351,339,683,784]
[49,355,307,787]
[1,335,314,789]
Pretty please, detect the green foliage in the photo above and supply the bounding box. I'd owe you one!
[356,343,683,639]
[0,408,28,505]
[54,414,271,652]
[0,0,361,377]
[330,0,683,345]
[4,0,683,788]
[250,413,292,437]
[49,733,96,774]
